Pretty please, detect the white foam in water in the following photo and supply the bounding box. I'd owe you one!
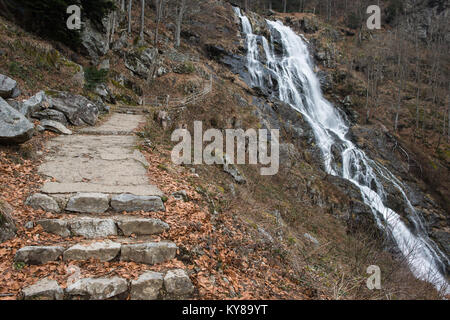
[233,7,449,294]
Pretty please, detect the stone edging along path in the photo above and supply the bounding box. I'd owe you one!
[17,113,195,300]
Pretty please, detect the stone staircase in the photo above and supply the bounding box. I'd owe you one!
[16,113,195,300]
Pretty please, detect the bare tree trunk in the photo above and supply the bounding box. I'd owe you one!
[448,92,450,142]
[128,0,132,34]
[140,0,145,39]
[365,63,371,124]
[121,0,125,11]
[283,0,287,13]
[175,0,186,47]
[154,0,164,45]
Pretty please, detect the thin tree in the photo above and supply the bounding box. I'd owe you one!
[154,0,165,45]
[128,0,132,34]
[140,0,145,40]
[174,0,186,47]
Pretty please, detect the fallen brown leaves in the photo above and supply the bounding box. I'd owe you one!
[0,130,307,300]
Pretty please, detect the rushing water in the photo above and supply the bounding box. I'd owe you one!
[233,7,449,294]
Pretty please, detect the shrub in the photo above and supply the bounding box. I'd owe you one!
[84,67,108,90]
[346,12,361,30]
[385,0,404,24]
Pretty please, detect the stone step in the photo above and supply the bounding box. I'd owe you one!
[25,192,165,214]
[14,241,178,265]
[35,216,169,238]
[20,269,194,300]
[63,240,121,262]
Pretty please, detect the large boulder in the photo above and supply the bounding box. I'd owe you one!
[44,91,99,126]
[0,74,20,98]
[125,48,160,79]
[0,200,17,242]
[80,19,110,62]
[19,91,46,118]
[0,97,34,144]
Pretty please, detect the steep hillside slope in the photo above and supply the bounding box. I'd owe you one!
[0,0,448,299]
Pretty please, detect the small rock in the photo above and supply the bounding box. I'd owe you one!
[258,227,274,243]
[130,271,164,300]
[98,59,110,71]
[66,277,128,300]
[111,194,165,212]
[164,269,194,297]
[25,193,60,213]
[14,246,64,265]
[155,110,170,129]
[21,278,63,300]
[172,190,188,201]
[40,119,72,135]
[120,241,177,265]
[24,221,34,229]
[33,109,68,125]
[304,233,320,246]
[115,217,169,236]
[63,241,121,262]
[66,193,110,213]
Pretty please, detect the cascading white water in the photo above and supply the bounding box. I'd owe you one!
[233,7,449,294]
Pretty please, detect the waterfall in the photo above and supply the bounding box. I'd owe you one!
[233,7,449,294]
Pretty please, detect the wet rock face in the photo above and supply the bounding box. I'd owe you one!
[0,97,34,144]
